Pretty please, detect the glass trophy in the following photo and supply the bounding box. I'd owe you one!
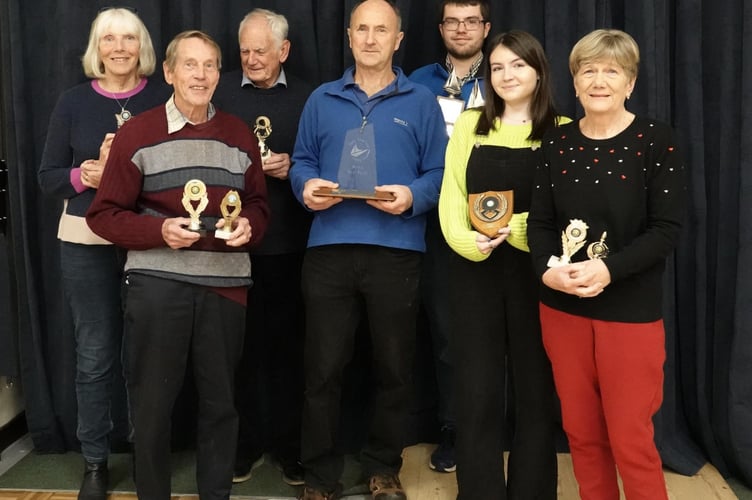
[437,68,465,136]
[313,122,395,201]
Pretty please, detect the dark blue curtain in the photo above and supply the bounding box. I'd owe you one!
[1,0,750,487]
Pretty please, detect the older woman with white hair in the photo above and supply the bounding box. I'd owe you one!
[38,7,168,500]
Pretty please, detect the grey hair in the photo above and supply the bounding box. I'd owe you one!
[238,8,289,49]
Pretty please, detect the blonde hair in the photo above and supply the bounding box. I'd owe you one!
[569,29,640,80]
[81,8,156,79]
[164,30,222,72]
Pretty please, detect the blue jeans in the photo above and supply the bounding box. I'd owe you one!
[60,242,125,463]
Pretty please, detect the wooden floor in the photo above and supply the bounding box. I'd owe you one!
[0,443,739,499]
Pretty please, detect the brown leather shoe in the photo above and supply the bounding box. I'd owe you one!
[297,484,342,500]
[369,473,407,499]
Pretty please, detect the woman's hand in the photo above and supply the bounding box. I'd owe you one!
[80,159,105,189]
[475,227,510,254]
[542,259,611,298]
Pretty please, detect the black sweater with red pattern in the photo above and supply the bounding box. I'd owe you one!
[528,116,686,322]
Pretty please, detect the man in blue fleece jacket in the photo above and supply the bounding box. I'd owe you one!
[289,1,447,498]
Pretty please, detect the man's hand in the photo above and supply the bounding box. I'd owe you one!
[262,151,291,179]
[302,178,343,211]
[215,216,253,247]
[161,217,201,249]
[366,185,412,214]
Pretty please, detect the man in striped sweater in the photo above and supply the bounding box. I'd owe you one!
[87,30,269,500]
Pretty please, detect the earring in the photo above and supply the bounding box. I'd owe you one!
[626,93,631,100]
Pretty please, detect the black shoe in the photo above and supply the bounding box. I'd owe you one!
[429,425,456,473]
[78,460,108,500]
[274,456,304,486]
[232,452,264,483]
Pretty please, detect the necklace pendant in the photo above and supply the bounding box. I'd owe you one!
[115,109,132,128]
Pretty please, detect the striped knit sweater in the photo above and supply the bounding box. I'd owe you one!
[87,101,269,290]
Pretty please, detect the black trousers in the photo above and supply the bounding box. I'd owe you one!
[299,245,421,492]
[419,211,456,428]
[235,252,305,462]
[448,244,557,500]
[123,274,245,500]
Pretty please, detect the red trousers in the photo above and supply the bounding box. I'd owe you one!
[539,303,668,500]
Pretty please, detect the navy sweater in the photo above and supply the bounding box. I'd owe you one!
[213,69,314,255]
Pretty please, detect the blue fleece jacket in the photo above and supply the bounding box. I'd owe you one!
[290,67,447,253]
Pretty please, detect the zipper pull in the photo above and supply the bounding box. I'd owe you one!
[360,116,367,132]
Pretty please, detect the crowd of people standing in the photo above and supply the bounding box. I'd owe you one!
[38,1,685,500]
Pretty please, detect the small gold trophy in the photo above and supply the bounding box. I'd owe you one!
[182,179,208,235]
[468,190,514,238]
[587,232,609,259]
[214,190,242,240]
[547,219,589,267]
[253,116,272,162]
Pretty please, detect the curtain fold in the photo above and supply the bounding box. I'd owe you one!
[1,0,750,487]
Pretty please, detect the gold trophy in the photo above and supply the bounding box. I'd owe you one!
[214,190,242,240]
[182,179,208,235]
[587,232,609,259]
[547,219,589,267]
[253,116,272,162]
[468,190,514,238]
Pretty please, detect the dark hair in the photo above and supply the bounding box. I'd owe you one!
[438,0,491,24]
[475,30,558,141]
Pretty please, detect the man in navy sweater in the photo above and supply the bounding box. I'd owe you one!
[212,8,313,487]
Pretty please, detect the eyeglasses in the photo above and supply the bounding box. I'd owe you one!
[441,17,486,31]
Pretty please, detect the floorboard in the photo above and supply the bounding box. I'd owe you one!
[0,443,739,499]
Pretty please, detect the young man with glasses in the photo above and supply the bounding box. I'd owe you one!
[408,0,490,475]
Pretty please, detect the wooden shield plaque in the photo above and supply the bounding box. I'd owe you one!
[468,190,514,238]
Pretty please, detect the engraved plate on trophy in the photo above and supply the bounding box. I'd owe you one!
[312,122,396,201]
[547,219,589,267]
[468,190,514,239]
[587,231,609,260]
[214,190,242,240]
[181,179,208,236]
[437,96,465,136]
[253,116,272,161]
